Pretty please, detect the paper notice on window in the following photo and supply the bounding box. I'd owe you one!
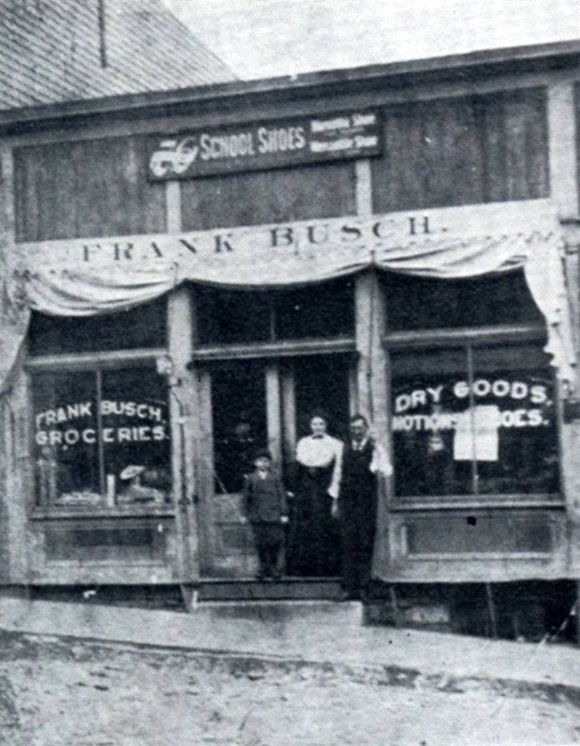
[453,405,500,462]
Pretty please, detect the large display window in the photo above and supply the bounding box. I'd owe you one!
[383,270,561,504]
[28,301,170,512]
[32,366,171,508]
[390,345,558,498]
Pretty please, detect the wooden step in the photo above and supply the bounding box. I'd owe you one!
[195,578,343,602]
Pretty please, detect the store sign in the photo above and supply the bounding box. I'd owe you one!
[29,211,442,268]
[35,399,169,447]
[147,109,382,180]
[392,377,554,463]
[391,378,552,434]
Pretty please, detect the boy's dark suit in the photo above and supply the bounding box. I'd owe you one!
[339,439,378,597]
[242,470,288,579]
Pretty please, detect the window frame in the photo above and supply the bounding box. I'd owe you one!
[384,322,564,511]
[26,347,174,518]
[192,280,356,352]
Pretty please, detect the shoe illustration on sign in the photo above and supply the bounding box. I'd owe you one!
[149,137,199,177]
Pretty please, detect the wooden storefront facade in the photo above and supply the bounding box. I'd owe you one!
[2,42,580,602]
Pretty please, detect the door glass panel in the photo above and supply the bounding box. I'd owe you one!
[293,356,351,440]
[211,362,268,494]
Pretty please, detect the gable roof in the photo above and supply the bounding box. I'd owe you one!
[0,0,236,111]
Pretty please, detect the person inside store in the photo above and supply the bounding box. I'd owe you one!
[240,449,289,581]
[287,412,343,577]
[217,411,257,493]
[338,414,392,600]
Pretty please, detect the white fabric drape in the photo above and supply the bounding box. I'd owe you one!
[1,200,575,393]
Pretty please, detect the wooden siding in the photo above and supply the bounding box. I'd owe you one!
[14,136,166,241]
[180,161,357,231]
[372,89,549,212]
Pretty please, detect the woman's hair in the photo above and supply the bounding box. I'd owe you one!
[309,410,329,425]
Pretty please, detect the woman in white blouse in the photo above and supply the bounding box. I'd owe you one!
[287,413,343,577]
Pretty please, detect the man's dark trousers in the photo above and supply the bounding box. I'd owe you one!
[340,441,377,597]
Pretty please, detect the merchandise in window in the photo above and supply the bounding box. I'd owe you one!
[33,367,171,508]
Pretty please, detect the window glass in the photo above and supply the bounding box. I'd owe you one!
[383,270,543,331]
[101,369,171,505]
[196,287,272,345]
[28,297,167,355]
[33,367,170,507]
[275,279,354,340]
[196,278,355,345]
[211,362,268,494]
[390,345,558,498]
[34,371,100,504]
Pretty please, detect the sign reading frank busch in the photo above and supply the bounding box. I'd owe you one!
[147,110,382,180]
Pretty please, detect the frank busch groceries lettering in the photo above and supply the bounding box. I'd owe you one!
[35,400,169,446]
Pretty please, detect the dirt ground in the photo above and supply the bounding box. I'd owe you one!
[0,631,579,746]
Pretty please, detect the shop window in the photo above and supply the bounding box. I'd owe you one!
[390,344,559,499]
[383,270,543,331]
[32,366,171,508]
[196,278,354,345]
[385,271,559,501]
[28,297,167,355]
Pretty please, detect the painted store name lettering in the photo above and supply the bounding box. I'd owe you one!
[392,379,551,433]
[81,215,431,263]
[392,410,548,432]
[35,425,168,447]
[394,380,548,413]
[35,400,165,427]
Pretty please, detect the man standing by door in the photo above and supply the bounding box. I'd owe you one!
[337,414,391,600]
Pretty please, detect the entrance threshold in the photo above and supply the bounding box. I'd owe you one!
[196,578,343,602]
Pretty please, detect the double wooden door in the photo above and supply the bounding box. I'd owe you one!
[195,355,352,578]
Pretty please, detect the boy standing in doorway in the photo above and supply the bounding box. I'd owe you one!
[241,450,289,580]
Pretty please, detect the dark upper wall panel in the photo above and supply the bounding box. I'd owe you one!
[371,89,549,213]
[14,136,166,242]
[180,161,356,231]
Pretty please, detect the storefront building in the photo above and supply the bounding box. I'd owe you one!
[2,41,580,622]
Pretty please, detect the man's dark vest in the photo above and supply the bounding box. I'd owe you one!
[341,440,377,499]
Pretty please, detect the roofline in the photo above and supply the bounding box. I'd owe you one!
[2,38,580,134]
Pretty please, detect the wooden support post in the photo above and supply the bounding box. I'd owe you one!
[485,582,498,639]
[166,180,200,587]
[547,80,580,578]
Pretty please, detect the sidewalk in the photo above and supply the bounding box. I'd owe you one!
[0,596,578,698]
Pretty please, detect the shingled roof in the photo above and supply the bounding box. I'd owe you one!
[0,0,236,111]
